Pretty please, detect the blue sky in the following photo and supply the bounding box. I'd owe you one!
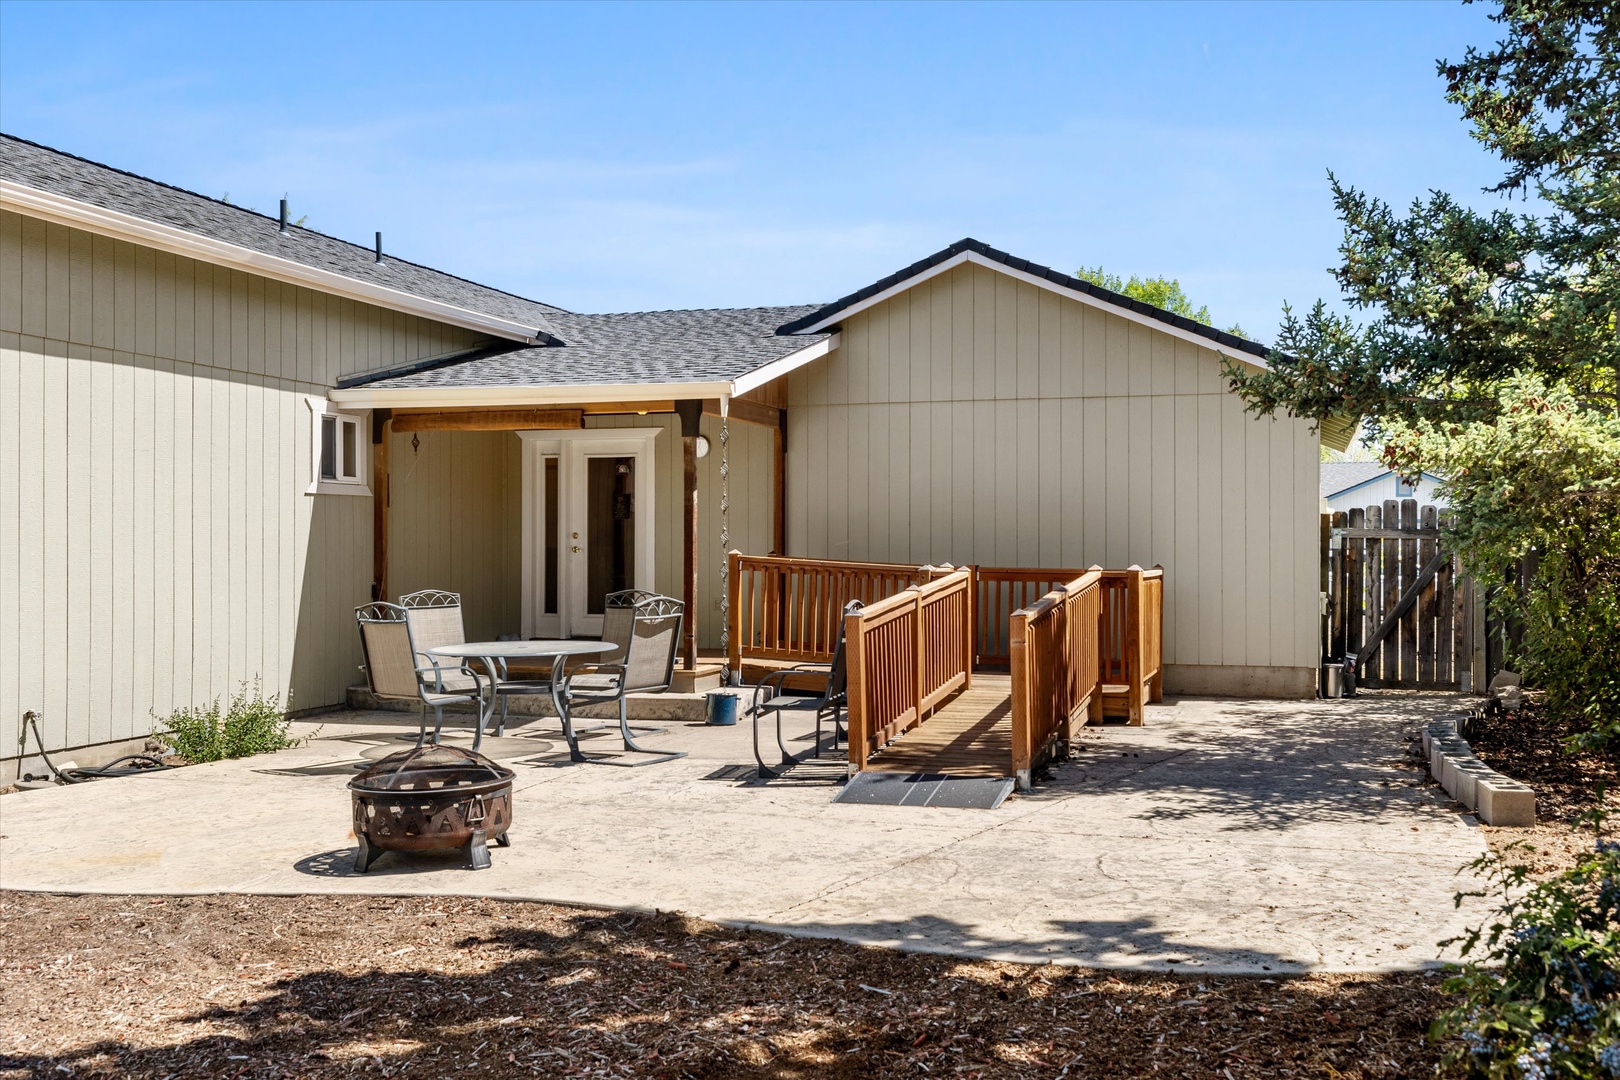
[0,1,1510,341]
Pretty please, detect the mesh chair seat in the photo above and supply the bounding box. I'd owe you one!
[559,596,686,766]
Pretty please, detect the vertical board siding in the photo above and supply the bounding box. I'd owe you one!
[785,260,1320,679]
[0,209,478,763]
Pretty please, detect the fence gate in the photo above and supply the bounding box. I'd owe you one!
[1322,499,1477,691]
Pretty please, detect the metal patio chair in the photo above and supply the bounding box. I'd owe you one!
[356,601,485,748]
[560,596,688,766]
[397,590,489,745]
[489,589,669,736]
[751,599,862,780]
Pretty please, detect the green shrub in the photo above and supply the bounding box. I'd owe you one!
[156,680,300,763]
[1432,816,1620,1077]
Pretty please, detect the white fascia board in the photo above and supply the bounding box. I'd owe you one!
[731,333,839,397]
[1,180,542,344]
[791,250,1269,370]
[327,381,737,409]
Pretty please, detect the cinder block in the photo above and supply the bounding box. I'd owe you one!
[1452,759,1495,812]
[1476,776,1536,826]
[1433,739,1470,790]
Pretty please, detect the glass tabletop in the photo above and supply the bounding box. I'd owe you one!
[427,640,615,659]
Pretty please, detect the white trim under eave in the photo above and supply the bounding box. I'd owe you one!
[731,333,838,396]
[328,380,736,409]
[0,180,544,345]
[789,250,1269,371]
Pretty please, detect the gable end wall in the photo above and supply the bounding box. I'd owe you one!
[784,261,1320,696]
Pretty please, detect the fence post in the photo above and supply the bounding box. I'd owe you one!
[912,586,926,726]
[1009,608,1032,792]
[964,565,977,688]
[1125,565,1145,726]
[845,606,868,776]
[1150,565,1165,703]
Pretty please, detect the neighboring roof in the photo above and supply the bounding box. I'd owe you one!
[1319,461,1445,500]
[775,237,1273,362]
[0,133,564,339]
[335,305,830,395]
[1320,462,1389,499]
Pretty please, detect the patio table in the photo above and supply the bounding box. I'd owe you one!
[427,641,613,759]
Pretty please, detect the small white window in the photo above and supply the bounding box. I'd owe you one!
[307,398,371,496]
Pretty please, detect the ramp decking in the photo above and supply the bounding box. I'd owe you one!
[864,675,1014,778]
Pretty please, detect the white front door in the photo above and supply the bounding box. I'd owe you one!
[519,428,661,639]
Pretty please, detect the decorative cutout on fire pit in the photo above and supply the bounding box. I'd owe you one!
[348,745,514,872]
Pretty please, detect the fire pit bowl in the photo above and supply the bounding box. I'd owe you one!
[348,745,514,872]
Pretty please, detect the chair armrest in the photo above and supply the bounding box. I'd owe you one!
[562,662,627,699]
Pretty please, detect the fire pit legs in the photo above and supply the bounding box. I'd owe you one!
[355,834,385,874]
[467,829,492,871]
[495,832,511,847]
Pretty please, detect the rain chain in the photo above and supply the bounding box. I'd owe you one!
[717,410,731,673]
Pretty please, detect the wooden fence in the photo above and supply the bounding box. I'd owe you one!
[974,567,1087,667]
[727,553,930,675]
[844,570,975,771]
[1097,566,1164,724]
[1324,501,1469,690]
[1009,570,1103,787]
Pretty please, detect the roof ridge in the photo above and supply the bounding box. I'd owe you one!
[775,237,1273,361]
[0,131,573,317]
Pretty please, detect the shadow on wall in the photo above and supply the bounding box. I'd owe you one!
[287,491,374,713]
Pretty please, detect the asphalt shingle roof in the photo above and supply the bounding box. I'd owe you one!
[775,237,1275,361]
[1,133,564,337]
[340,306,829,390]
[1320,461,1389,499]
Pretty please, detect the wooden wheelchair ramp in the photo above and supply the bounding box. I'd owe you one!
[862,677,1013,778]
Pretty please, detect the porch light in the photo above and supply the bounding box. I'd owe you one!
[694,435,710,459]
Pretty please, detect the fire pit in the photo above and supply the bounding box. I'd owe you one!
[348,745,514,872]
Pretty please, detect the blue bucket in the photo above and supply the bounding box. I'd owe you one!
[706,691,740,726]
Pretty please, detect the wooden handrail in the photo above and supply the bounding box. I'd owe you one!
[727,552,930,676]
[973,566,1087,667]
[1097,565,1164,724]
[845,569,974,772]
[1009,570,1103,789]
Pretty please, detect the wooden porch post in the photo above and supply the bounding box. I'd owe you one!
[772,411,786,556]
[370,409,392,601]
[675,400,703,670]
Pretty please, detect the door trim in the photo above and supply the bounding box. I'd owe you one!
[518,428,661,639]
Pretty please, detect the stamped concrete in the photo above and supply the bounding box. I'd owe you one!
[0,693,1490,974]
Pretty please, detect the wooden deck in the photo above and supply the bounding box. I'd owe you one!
[863,675,1014,778]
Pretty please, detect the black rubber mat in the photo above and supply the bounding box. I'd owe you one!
[834,771,1014,809]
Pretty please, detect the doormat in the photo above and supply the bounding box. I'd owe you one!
[833,771,1014,810]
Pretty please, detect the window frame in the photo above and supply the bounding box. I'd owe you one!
[306,396,372,496]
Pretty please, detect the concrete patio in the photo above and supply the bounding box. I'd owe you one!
[0,692,1490,975]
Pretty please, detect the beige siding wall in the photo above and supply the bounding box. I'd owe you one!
[784,261,1320,695]
[386,428,523,642]
[0,208,480,768]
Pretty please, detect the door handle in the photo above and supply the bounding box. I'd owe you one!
[572,545,582,554]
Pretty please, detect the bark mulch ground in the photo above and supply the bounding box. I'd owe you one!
[0,891,1449,1079]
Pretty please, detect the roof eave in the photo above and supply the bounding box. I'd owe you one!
[0,180,547,345]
